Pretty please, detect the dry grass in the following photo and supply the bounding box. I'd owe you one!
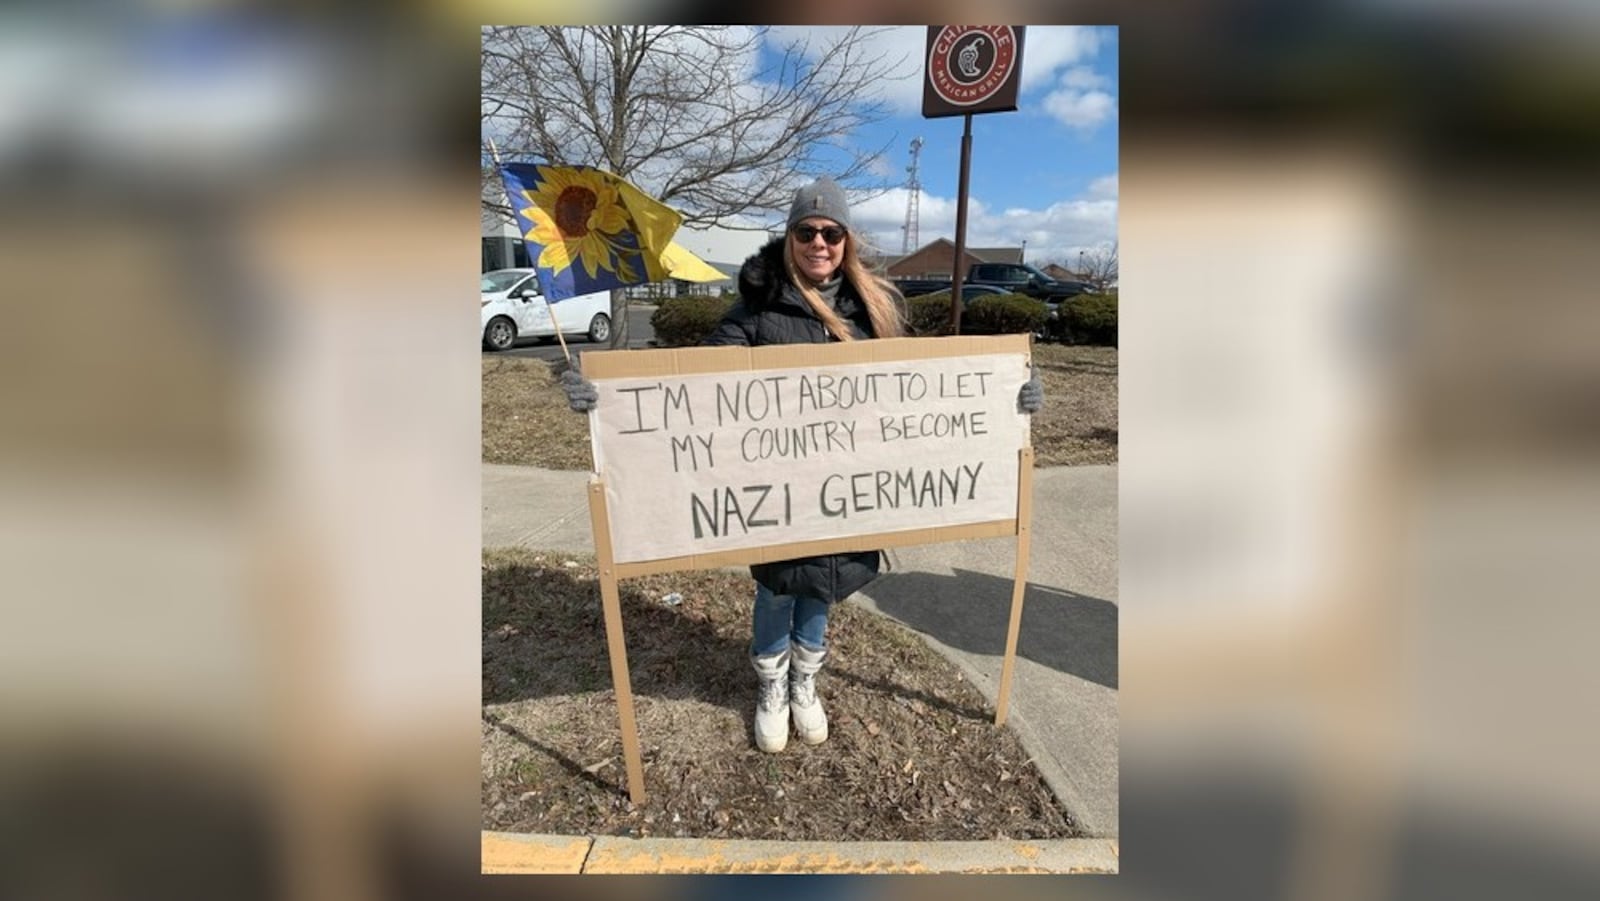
[1029,344,1119,466]
[481,356,594,470]
[482,548,1077,840]
[481,343,1117,469]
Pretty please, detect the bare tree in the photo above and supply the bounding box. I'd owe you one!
[481,26,911,347]
[1078,241,1118,292]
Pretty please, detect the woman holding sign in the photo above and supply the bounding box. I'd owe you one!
[564,177,1044,754]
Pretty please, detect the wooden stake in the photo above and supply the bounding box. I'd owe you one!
[586,478,646,804]
[995,444,1034,727]
[547,300,572,364]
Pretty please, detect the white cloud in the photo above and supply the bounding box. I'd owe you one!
[866,154,900,179]
[1042,88,1116,130]
[676,219,772,266]
[678,175,1119,269]
[1017,27,1103,93]
[1059,65,1109,90]
[844,177,1118,266]
[1038,54,1118,134]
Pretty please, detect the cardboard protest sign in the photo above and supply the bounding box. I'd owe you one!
[581,335,1032,569]
[569,334,1037,805]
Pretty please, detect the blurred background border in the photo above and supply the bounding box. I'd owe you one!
[1,3,1596,899]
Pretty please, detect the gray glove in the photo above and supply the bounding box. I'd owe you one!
[1017,366,1044,414]
[560,366,599,412]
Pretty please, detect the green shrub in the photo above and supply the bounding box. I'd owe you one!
[965,294,1049,335]
[1056,292,1118,345]
[906,291,958,336]
[650,295,735,346]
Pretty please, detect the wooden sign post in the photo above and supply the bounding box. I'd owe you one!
[580,334,1036,804]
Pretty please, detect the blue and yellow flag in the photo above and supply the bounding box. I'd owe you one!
[499,163,683,301]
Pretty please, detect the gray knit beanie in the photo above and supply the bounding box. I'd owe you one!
[787,177,851,231]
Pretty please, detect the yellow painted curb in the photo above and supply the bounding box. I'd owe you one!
[481,831,1117,875]
[581,837,1118,874]
[481,832,593,874]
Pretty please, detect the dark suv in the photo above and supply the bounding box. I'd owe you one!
[967,262,1092,303]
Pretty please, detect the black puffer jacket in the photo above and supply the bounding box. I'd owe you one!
[701,237,892,603]
[704,238,877,346]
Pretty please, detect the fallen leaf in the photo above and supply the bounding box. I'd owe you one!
[867,722,881,736]
[582,757,614,775]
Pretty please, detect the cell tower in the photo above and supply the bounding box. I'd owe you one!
[901,137,924,254]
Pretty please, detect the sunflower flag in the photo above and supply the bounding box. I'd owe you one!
[498,163,684,301]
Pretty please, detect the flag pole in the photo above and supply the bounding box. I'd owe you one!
[548,303,572,365]
[489,139,572,364]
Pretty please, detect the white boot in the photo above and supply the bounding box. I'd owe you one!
[789,643,829,745]
[751,649,790,753]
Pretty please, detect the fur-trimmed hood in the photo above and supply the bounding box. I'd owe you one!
[736,237,806,312]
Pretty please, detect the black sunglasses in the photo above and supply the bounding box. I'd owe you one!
[790,224,848,245]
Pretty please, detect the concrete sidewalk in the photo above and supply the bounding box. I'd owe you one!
[482,462,1118,838]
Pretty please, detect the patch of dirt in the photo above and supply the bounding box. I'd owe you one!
[482,548,1077,841]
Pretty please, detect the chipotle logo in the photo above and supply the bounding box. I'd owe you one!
[927,26,1019,107]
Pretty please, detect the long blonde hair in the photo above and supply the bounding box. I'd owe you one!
[783,232,906,341]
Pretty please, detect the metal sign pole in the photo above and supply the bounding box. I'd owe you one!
[950,113,974,335]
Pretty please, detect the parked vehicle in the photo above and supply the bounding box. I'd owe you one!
[911,284,1047,336]
[953,284,1022,335]
[966,262,1093,302]
[893,262,1094,304]
[480,268,613,351]
[956,283,1010,303]
[893,278,956,298]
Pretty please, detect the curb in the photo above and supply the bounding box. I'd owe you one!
[480,831,1118,875]
[481,832,594,874]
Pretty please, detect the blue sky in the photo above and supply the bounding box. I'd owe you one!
[684,26,1119,269]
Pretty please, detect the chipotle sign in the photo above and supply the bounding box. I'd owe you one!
[922,26,1025,118]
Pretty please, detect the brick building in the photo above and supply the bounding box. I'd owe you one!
[879,238,1024,280]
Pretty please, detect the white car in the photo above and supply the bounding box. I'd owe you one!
[480,268,614,351]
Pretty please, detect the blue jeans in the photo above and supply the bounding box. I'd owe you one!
[750,582,829,657]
